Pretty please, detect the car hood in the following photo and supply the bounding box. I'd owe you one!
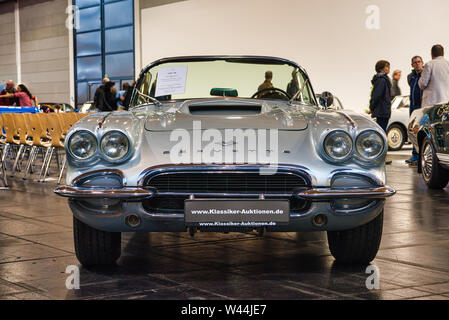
[143,99,308,131]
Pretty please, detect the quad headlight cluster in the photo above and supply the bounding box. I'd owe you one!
[100,131,130,161]
[323,130,384,163]
[68,131,97,160]
[324,131,353,160]
[67,130,131,164]
[355,130,384,160]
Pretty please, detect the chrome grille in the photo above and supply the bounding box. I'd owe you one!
[145,171,309,194]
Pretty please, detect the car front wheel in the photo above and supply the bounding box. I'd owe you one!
[327,211,383,264]
[73,216,121,266]
[420,137,449,189]
[387,124,406,151]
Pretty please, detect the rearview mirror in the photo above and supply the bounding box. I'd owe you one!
[319,91,334,109]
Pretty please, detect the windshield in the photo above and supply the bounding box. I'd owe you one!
[132,58,317,106]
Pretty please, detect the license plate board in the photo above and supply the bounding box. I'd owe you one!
[184,199,290,227]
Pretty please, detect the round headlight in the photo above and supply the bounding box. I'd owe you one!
[100,131,130,161]
[356,130,384,160]
[68,131,97,160]
[324,131,353,160]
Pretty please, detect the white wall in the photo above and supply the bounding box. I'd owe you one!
[141,0,449,112]
[0,2,17,84]
[19,0,70,103]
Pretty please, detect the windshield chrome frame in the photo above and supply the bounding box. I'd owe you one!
[130,55,318,108]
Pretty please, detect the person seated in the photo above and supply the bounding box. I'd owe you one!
[0,84,35,107]
[287,70,299,97]
[256,71,274,98]
[0,80,18,106]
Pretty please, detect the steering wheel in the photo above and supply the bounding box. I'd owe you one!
[251,87,292,100]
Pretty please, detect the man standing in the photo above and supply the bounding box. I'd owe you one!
[369,60,392,165]
[0,80,17,106]
[405,56,424,165]
[391,70,402,99]
[419,44,449,107]
[93,77,109,110]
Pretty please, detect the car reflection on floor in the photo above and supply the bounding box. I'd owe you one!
[0,145,448,300]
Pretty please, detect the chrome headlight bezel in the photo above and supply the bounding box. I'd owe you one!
[322,130,353,162]
[355,129,386,161]
[100,130,132,163]
[67,130,98,161]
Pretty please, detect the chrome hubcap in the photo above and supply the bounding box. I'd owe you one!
[388,128,402,148]
[422,142,433,181]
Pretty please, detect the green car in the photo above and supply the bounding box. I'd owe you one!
[408,102,449,188]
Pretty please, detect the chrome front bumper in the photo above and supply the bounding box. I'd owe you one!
[54,185,395,200]
[55,166,395,233]
[54,186,155,200]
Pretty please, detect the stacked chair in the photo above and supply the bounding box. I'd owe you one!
[0,111,90,185]
[1,113,22,186]
[10,113,34,175]
[37,113,65,183]
[21,113,52,180]
[0,114,8,186]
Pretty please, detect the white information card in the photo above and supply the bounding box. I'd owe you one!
[155,66,188,97]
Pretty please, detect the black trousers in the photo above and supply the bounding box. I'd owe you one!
[376,117,389,133]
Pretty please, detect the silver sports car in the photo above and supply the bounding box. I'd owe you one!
[55,56,395,266]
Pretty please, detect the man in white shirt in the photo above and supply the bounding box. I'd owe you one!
[418,44,449,107]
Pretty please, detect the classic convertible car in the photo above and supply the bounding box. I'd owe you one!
[386,95,411,151]
[55,56,395,266]
[408,102,449,189]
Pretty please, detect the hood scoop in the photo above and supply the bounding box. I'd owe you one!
[188,104,262,115]
[145,99,308,131]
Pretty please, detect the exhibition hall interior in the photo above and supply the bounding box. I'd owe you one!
[0,0,449,302]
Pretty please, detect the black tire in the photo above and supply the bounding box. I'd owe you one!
[327,211,383,264]
[387,124,406,151]
[420,137,449,189]
[73,216,121,266]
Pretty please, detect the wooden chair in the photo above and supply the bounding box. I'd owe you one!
[22,113,51,180]
[57,113,77,137]
[38,113,65,182]
[10,113,34,175]
[0,114,7,186]
[55,113,79,184]
[1,113,20,167]
[76,113,89,121]
[0,114,5,145]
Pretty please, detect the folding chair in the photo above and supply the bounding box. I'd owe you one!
[22,113,51,180]
[1,113,20,169]
[11,113,34,175]
[55,113,79,184]
[0,114,7,186]
[38,113,65,182]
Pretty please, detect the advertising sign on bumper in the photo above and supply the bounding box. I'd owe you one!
[184,199,290,227]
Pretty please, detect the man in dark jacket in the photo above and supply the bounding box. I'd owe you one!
[406,56,424,164]
[369,60,392,164]
[93,77,109,110]
[97,81,119,112]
